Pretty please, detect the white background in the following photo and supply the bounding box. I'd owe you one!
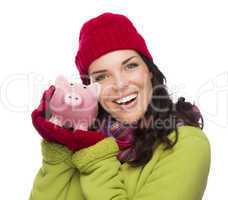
[0,0,227,199]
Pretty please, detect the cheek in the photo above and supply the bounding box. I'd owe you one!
[130,70,144,82]
[144,77,153,105]
[98,86,106,105]
[98,85,114,108]
[129,68,151,89]
[135,70,153,103]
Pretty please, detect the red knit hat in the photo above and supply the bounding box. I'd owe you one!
[75,12,153,85]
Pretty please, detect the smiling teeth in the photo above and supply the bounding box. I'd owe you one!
[115,93,137,104]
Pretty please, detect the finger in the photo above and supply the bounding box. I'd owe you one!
[41,85,55,102]
[45,85,56,101]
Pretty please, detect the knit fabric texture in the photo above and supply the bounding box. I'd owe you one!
[75,12,153,85]
[98,114,138,163]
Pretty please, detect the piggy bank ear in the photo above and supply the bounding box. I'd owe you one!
[87,82,101,98]
[55,75,68,88]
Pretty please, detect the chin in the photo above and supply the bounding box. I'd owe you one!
[112,111,143,124]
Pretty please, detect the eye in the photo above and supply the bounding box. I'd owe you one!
[94,74,109,82]
[70,83,74,86]
[83,86,87,89]
[126,62,139,69]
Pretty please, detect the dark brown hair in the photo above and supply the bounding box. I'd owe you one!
[90,52,204,167]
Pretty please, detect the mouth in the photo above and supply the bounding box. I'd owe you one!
[112,92,138,107]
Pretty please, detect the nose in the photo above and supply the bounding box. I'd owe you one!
[64,93,82,107]
[113,74,129,91]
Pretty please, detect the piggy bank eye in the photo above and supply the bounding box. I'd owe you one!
[70,83,74,86]
[83,86,87,89]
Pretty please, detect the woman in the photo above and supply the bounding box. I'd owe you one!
[29,12,211,200]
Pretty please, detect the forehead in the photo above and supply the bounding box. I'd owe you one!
[88,49,140,74]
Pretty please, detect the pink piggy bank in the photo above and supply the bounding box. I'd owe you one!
[48,75,101,131]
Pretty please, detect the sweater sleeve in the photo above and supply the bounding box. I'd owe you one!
[29,140,85,200]
[71,128,211,200]
[133,133,211,200]
[72,137,128,200]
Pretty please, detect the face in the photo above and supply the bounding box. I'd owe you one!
[88,49,153,124]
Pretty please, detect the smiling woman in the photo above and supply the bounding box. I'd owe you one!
[29,12,211,200]
[88,48,206,166]
[88,50,153,125]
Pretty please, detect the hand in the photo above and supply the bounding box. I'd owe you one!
[31,85,107,151]
[31,85,56,141]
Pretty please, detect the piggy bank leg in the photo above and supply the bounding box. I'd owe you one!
[62,118,75,131]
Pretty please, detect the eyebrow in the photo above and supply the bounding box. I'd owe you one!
[90,56,137,75]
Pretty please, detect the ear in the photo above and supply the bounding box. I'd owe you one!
[55,75,69,88]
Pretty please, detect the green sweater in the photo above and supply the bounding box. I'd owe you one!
[29,125,211,200]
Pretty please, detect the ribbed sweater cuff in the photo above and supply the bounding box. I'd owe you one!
[41,140,74,166]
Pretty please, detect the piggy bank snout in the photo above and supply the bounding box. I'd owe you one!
[64,93,82,107]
